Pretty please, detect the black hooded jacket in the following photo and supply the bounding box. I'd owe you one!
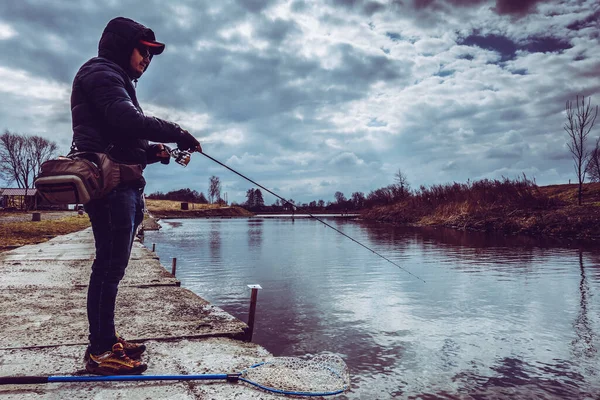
[71,17,184,166]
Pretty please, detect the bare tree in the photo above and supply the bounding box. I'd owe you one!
[208,175,221,204]
[565,96,598,205]
[29,135,58,179]
[586,137,600,182]
[0,130,58,189]
[394,168,410,197]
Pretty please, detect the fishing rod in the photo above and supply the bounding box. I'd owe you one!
[166,147,425,283]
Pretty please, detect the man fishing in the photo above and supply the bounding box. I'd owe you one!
[71,16,201,375]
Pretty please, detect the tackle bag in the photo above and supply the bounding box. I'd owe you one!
[34,152,143,205]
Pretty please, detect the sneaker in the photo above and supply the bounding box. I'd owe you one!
[84,335,146,362]
[85,343,148,375]
[116,333,146,359]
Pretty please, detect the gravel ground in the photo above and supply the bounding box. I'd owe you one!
[0,211,80,224]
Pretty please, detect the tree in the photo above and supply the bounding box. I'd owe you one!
[394,168,410,197]
[245,188,255,208]
[334,191,346,204]
[254,189,264,208]
[351,191,365,209]
[586,137,600,182]
[29,135,58,180]
[0,130,58,189]
[208,175,221,204]
[565,96,598,205]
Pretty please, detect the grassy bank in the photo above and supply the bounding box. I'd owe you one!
[361,179,600,239]
[0,213,91,250]
[0,201,252,251]
[145,199,254,218]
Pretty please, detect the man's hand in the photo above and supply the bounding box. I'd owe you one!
[148,143,170,165]
[177,129,202,153]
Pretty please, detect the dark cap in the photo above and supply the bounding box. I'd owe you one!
[139,39,165,55]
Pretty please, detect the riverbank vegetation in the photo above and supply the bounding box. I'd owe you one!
[361,177,600,239]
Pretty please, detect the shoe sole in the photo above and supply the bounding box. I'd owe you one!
[85,363,148,376]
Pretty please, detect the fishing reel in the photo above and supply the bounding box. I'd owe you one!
[164,145,191,167]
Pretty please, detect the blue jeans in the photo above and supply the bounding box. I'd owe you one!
[84,186,144,354]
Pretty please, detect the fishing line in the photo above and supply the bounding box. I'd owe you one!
[198,151,426,283]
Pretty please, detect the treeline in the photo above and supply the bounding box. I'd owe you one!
[145,175,553,215]
[146,175,224,204]
[146,188,208,203]
[236,186,410,212]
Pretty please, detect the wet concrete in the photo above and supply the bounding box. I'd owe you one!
[0,228,284,399]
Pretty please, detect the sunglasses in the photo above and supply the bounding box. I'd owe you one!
[136,45,153,60]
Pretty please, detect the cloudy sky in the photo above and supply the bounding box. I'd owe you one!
[1,0,599,204]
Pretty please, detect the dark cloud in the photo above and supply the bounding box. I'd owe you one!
[493,0,543,17]
[510,68,527,75]
[415,0,543,17]
[459,34,518,61]
[459,33,571,63]
[386,32,402,42]
[388,0,547,23]
[567,9,600,31]
[522,37,571,54]
[237,0,278,13]
[363,2,386,15]
[327,0,385,15]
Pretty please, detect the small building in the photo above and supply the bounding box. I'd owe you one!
[0,188,38,210]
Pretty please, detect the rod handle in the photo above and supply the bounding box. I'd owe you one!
[0,376,49,385]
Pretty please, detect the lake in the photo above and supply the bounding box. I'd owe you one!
[144,217,600,399]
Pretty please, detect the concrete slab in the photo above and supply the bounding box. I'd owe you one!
[0,259,178,289]
[0,338,279,399]
[0,228,287,399]
[0,230,148,262]
[0,286,246,349]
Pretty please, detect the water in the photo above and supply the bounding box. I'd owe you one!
[144,217,600,399]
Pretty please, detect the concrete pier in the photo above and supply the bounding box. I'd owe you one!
[0,228,282,399]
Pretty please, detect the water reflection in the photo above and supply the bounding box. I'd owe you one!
[209,220,221,261]
[572,250,597,363]
[145,219,600,399]
[247,219,263,248]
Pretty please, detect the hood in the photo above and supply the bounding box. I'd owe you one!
[98,17,160,78]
